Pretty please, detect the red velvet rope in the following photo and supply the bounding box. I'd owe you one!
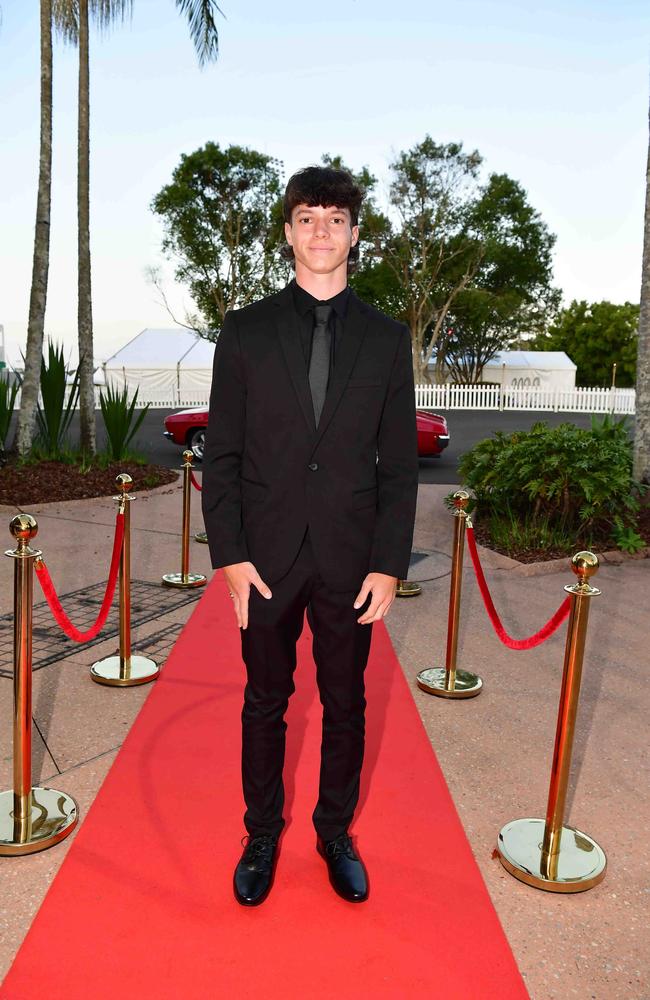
[34,511,125,643]
[190,470,202,491]
[465,525,571,650]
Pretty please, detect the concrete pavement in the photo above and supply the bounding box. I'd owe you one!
[0,479,648,999]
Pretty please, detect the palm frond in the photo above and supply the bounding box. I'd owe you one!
[53,0,133,42]
[175,0,223,67]
[52,0,79,42]
[89,0,133,32]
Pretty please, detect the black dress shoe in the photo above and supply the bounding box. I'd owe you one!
[233,834,278,906]
[317,833,369,902]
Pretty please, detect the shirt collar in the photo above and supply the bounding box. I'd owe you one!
[290,278,350,320]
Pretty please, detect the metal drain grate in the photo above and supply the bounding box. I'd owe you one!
[0,580,203,677]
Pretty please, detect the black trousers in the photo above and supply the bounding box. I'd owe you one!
[240,528,373,842]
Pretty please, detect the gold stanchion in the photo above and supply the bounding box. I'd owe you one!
[396,580,421,598]
[0,515,78,855]
[162,450,207,589]
[496,551,607,892]
[194,530,208,544]
[416,490,482,698]
[91,474,159,687]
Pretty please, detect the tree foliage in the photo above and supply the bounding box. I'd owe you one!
[151,137,557,370]
[531,300,639,387]
[633,98,650,482]
[353,138,557,382]
[152,143,285,336]
[460,418,644,553]
[438,173,559,382]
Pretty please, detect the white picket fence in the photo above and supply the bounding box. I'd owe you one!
[13,382,637,414]
[414,384,636,415]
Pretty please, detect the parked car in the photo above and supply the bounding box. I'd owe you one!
[164,406,449,462]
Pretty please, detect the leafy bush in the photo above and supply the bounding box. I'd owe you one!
[0,372,19,450]
[99,382,149,461]
[459,418,645,552]
[35,340,80,459]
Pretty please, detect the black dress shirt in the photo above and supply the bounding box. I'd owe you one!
[290,278,350,371]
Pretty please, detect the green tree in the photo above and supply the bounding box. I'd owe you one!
[438,173,558,383]
[531,300,639,387]
[634,99,650,482]
[14,0,53,458]
[152,144,285,336]
[353,138,557,384]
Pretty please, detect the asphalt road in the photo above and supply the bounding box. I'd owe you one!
[132,407,599,485]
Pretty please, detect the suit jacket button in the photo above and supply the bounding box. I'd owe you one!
[308,462,319,471]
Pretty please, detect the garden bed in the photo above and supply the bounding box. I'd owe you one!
[0,458,179,507]
[470,497,650,564]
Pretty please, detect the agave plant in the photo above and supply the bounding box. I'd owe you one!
[99,382,149,461]
[35,340,81,459]
[0,372,20,452]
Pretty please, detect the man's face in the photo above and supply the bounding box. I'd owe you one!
[284,203,359,276]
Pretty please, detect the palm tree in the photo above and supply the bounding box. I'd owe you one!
[634,97,650,483]
[54,0,132,457]
[55,0,223,456]
[14,0,53,458]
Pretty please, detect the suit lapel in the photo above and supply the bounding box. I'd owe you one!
[275,286,317,435]
[274,284,369,449]
[312,290,368,451]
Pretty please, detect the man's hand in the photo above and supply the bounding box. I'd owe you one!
[353,573,398,625]
[223,561,272,630]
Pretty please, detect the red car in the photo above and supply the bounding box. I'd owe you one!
[164,407,449,461]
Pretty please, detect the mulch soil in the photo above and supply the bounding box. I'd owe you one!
[472,499,650,564]
[0,459,179,507]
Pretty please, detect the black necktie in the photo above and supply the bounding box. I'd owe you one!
[309,304,332,426]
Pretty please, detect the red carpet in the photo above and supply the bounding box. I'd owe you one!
[2,574,527,999]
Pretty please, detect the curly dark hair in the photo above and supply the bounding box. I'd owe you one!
[282,165,364,273]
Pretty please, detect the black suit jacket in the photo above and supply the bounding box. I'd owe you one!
[201,284,419,591]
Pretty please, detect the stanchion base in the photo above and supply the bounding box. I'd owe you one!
[416,667,483,699]
[0,787,78,856]
[161,572,207,589]
[194,531,208,544]
[396,581,421,598]
[90,654,159,687]
[497,818,606,893]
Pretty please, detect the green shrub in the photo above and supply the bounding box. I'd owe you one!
[35,340,81,459]
[0,373,19,450]
[99,382,149,461]
[459,419,644,551]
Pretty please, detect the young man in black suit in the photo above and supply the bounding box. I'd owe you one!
[202,165,418,906]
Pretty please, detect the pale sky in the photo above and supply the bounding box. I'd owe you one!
[1,0,648,368]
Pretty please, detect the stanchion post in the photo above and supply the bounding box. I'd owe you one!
[0,514,78,855]
[162,450,207,589]
[416,490,483,698]
[91,474,159,687]
[496,551,607,892]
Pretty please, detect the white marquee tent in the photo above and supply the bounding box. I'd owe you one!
[102,328,215,405]
[480,350,576,391]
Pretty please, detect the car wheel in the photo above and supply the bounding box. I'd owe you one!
[188,428,205,462]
